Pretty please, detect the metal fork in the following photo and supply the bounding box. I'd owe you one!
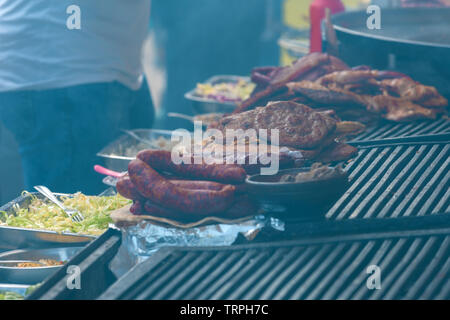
[33,186,84,222]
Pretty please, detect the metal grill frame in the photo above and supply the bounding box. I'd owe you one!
[99,226,450,300]
[326,142,450,220]
[351,119,450,144]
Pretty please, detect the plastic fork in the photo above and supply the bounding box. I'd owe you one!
[33,186,84,222]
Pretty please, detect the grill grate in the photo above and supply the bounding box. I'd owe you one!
[27,229,122,300]
[352,119,450,143]
[326,143,450,220]
[99,228,450,300]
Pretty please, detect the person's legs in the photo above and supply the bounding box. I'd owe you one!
[65,80,154,195]
[129,78,155,130]
[0,89,72,192]
[0,81,154,195]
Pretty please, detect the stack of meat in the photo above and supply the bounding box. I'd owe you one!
[236,52,349,114]
[237,53,448,123]
[117,102,364,220]
[116,150,257,221]
[210,101,362,164]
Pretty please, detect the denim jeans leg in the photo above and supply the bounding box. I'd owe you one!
[0,89,72,192]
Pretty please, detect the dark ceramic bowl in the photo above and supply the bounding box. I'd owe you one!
[245,167,349,220]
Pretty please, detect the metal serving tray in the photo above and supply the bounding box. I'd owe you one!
[97,129,178,172]
[0,193,95,251]
[0,284,30,297]
[185,75,251,114]
[27,229,122,300]
[0,247,83,285]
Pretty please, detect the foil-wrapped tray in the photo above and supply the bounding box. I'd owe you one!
[109,204,285,262]
[0,193,95,251]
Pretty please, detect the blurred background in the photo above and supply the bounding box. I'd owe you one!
[0,0,407,203]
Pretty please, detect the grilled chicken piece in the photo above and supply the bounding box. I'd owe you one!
[236,53,349,113]
[316,142,359,163]
[293,70,447,122]
[318,69,406,87]
[270,52,331,86]
[318,70,378,87]
[364,95,437,122]
[335,121,366,135]
[287,81,365,107]
[380,78,448,108]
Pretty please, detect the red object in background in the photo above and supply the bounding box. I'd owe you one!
[310,0,345,53]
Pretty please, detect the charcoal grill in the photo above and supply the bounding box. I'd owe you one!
[350,118,450,145]
[27,120,450,300]
[327,142,449,220]
[98,226,450,300]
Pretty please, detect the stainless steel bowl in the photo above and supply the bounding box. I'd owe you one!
[97,129,182,172]
[184,75,251,115]
[0,247,83,285]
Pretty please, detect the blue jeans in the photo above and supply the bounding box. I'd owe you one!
[0,81,154,195]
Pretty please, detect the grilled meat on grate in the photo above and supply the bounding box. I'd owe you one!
[213,101,337,149]
[210,101,359,163]
[237,53,448,123]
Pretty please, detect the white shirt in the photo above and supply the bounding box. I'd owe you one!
[0,0,151,92]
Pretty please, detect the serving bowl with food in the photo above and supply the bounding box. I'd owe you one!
[96,129,192,173]
[97,129,185,172]
[185,75,255,114]
[0,247,83,284]
[246,164,349,219]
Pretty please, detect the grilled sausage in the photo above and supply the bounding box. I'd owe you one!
[128,159,235,215]
[224,195,258,219]
[116,176,143,200]
[136,150,246,184]
[130,200,144,215]
[169,179,227,191]
[143,200,184,220]
[142,196,257,221]
[117,175,229,202]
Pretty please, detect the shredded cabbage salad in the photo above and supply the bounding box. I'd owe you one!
[195,79,255,103]
[0,192,131,236]
[0,291,24,300]
[0,284,41,300]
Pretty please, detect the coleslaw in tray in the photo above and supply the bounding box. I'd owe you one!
[0,192,131,236]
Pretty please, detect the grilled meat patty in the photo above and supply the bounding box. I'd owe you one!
[212,101,337,149]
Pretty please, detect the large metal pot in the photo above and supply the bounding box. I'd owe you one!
[327,7,450,99]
